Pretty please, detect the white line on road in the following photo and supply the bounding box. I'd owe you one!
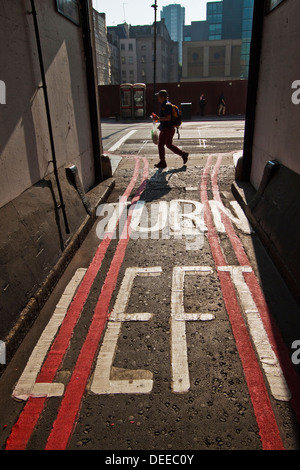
[90,267,162,394]
[198,127,210,148]
[218,265,291,402]
[171,266,215,393]
[108,130,137,152]
[12,269,87,401]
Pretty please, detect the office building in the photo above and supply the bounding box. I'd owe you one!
[120,37,138,84]
[241,0,255,77]
[207,1,223,40]
[93,10,110,85]
[182,38,242,81]
[161,4,185,64]
[108,20,179,84]
[182,0,254,80]
[131,21,179,83]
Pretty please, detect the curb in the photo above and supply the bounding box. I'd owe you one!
[2,178,115,370]
[232,178,300,305]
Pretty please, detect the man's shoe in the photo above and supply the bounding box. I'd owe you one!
[182,152,189,164]
[155,161,167,169]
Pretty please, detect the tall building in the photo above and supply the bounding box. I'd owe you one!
[182,38,242,81]
[182,0,254,79]
[207,1,223,40]
[222,0,243,39]
[161,4,185,65]
[130,21,179,83]
[120,37,138,84]
[107,20,179,84]
[107,28,121,84]
[93,11,110,85]
[240,0,254,78]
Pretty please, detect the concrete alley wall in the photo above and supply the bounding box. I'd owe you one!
[234,0,300,302]
[0,1,95,209]
[0,1,103,347]
[250,0,300,190]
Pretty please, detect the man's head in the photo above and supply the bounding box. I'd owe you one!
[156,89,168,103]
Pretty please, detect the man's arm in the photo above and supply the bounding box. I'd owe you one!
[152,113,171,122]
[158,114,171,122]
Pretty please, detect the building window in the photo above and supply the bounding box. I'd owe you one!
[265,0,285,13]
[209,23,222,40]
[56,0,79,25]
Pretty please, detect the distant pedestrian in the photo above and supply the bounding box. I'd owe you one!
[218,92,226,116]
[200,94,206,116]
[152,90,188,169]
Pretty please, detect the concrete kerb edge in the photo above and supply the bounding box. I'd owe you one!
[3,178,115,368]
[231,179,300,305]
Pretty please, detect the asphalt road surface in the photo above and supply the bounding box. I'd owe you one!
[1,118,300,457]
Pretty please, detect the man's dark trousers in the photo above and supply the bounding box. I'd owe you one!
[158,126,184,164]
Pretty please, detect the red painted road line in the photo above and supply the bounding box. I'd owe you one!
[45,158,149,450]
[211,156,249,265]
[6,156,141,451]
[201,156,284,450]
[212,155,300,425]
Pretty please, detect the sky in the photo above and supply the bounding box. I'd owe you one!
[92,0,222,27]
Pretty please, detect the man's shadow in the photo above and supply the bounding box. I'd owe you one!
[140,165,187,203]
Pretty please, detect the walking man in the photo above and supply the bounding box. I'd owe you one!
[152,90,188,169]
[218,92,226,116]
[200,93,206,116]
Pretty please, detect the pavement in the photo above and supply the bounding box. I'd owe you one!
[1,118,300,454]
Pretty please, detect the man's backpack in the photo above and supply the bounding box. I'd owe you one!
[170,103,182,138]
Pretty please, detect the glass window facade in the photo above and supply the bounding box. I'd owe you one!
[161,4,185,64]
[241,0,254,77]
[207,1,223,40]
[209,23,222,40]
[181,0,254,78]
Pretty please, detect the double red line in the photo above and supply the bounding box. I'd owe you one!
[201,155,300,450]
[6,154,299,450]
[6,156,149,450]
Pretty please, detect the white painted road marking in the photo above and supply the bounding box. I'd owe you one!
[209,200,253,234]
[108,129,137,152]
[198,126,211,148]
[16,265,288,399]
[218,266,291,401]
[90,267,162,395]
[91,265,216,396]
[97,198,253,246]
[12,269,87,401]
[171,266,214,393]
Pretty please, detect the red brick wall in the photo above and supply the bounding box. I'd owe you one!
[98,80,248,119]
